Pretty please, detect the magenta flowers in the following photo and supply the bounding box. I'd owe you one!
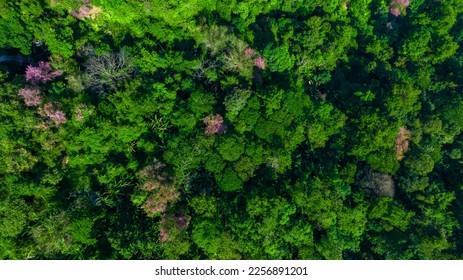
[245,48,256,56]
[25,61,62,85]
[204,114,226,136]
[254,57,265,70]
[390,0,410,17]
[39,103,67,126]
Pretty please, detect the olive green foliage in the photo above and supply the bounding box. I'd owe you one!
[1,0,463,260]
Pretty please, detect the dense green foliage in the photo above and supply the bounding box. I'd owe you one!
[1,0,463,260]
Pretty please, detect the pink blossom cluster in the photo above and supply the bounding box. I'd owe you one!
[244,47,265,70]
[204,114,226,136]
[39,102,67,126]
[390,0,410,17]
[25,61,62,85]
[160,227,169,242]
[244,48,256,56]
[254,57,265,70]
[70,6,90,19]
[69,0,98,20]
[18,87,42,106]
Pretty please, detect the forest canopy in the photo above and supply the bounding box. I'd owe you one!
[1,0,463,260]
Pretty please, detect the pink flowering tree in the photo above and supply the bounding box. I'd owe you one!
[137,160,180,217]
[69,0,101,20]
[18,87,42,106]
[70,6,90,19]
[244,48,256,56]
[390,0,410,17]
[25,61,63,85]
[243,47,265,69]
[38,102,67,126]
[159,227,169,242]
[254,57,265,70]
[204,114,226,136]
